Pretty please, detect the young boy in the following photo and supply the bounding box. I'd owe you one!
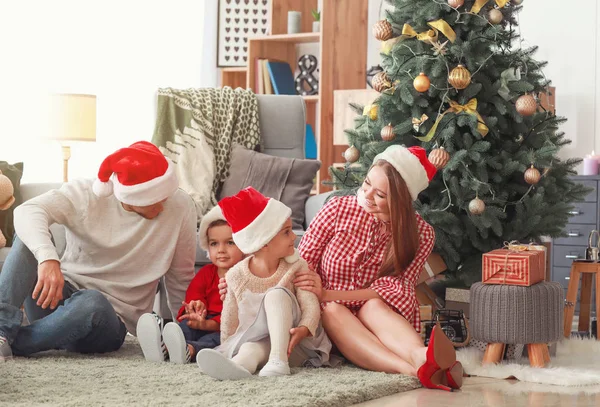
[137,205,244,363]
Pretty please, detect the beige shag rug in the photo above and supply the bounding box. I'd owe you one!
[0,336,420,407]
[457,337,600,386]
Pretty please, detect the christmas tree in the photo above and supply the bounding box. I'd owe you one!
[330,0,588,286]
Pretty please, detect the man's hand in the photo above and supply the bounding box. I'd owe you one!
[178,309,208,330]
[288,326,310,356]
[218,277,228,302]
[33,260,64,310]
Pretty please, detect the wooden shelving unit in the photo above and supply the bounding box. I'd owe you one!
[219,0,368,193]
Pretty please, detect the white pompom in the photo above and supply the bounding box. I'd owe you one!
[284,248,300,264]
[92,179,114,197]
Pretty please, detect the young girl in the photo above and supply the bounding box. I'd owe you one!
[137,205,244,363]
[196,187,334,380]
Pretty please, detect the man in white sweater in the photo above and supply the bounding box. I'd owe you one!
[0,141,196,360]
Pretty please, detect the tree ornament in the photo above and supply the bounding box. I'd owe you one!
[428,147,450,170]
[516,94,537,116]
[363,104,378,120]
[372,71,392,93]
[524,165,541,185]
[515,134,524,143]
[380,124,396,141]
[488,8,503,24]
[373,20,393,41]
[448,0,464,8]
[512,0,523,4]
[468,197,485,215]
[430,40,449,56]
[413,72,431,92]
[448,64,472,90]
[542,167,551,176]
[344,145,360,163]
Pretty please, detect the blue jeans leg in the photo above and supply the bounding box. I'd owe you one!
[178,320,220,355]
[0,236,40,342]
[11,289,127,357]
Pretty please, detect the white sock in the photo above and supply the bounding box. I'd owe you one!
[232,339,270,374]
[263,289,293,362]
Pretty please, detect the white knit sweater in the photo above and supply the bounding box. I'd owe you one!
[14,179,197,335]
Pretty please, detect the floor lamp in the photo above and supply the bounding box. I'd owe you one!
[49,93,96,182]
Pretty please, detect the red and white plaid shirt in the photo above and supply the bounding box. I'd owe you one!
[298,195,435,332]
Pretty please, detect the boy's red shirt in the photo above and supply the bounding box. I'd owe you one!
[176,264,223,324]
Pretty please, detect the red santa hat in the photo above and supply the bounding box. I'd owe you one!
[218,187,292,254]
[373,145,437,201]
[92,141,179,206]
[198,205,227,251]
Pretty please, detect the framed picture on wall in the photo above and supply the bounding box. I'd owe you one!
[217,0,271,67]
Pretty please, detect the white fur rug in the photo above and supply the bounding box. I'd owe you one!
[457,337,600,386]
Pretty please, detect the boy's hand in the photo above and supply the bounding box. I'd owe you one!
[178,309,208,330]
[218,278,228,301]
[182,300,206,316]
[288,326,310,356]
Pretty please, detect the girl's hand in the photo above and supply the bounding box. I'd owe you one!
[218,278,228,301]
[288,326,310,356]
[293,269,324,301]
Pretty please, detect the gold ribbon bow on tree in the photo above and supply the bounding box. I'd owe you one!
[382,19,456,54]
[417,98,489,142]
[470,0,509,13]
[362,104,378,121]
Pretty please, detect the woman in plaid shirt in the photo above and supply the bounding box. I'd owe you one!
[295,145,463,391]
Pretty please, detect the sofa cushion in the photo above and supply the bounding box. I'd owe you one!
[219,144,320,231]
[0,162,24,247]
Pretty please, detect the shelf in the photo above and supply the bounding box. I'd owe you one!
[221,67,247,73]
[302,95,319,103]
[249,32,320,44]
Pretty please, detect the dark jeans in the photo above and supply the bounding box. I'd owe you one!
[0,236,127,356]
[178,319,220,356]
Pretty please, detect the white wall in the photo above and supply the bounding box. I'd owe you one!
[0,0,216,183]
[366,0,600,171]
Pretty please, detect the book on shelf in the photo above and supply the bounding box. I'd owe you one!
[256,59,264,94]
[266,61,296,95]
[262,59,273,94]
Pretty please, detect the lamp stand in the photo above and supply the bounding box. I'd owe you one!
[61,145,71,182]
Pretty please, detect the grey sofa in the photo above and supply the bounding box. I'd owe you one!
[0,94,329,273]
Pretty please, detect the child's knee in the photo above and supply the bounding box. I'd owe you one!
[264,289,291,306]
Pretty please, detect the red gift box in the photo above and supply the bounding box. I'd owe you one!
[482,248,545,286]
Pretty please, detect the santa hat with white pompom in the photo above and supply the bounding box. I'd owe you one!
[92,141,179,206]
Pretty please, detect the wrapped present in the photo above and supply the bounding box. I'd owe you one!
[445,287,471,318]
[482,242,545,286]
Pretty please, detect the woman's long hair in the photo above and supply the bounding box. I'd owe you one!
[366,161,419,285]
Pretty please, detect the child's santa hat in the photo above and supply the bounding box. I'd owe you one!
[92,141,179,206]
[373,145,437,201]
[218,187,292,255]
[198,205,228,251]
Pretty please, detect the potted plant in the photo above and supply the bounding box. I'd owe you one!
[312,9,320,33]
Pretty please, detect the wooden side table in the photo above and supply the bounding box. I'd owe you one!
[563,261,600,338]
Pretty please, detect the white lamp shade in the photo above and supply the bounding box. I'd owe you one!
[49,93,96,142]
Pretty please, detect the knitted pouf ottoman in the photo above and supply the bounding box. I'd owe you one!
[470,281,563,367]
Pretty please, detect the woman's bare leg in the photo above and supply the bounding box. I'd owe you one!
[357,298,427,369]
[321,302,417,375]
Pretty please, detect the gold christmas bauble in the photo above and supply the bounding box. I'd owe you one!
[344,145,360,163]
[413,72,431,93]
[428,147,450,170]
[448,64,472,90]
[512,0,523,4]
[448,0,465,8]
[373,20,394,41]
[488,9,503,24]
[372,72,392,93]
[468,197,486,215]
[381,124,396,141]
[524,165,541,185]
[516,94,537,116]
